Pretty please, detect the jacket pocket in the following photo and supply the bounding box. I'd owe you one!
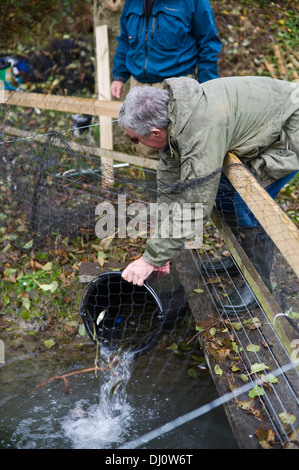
[251,132,299,182]
[154,7,191,51]
[125,12,142,47]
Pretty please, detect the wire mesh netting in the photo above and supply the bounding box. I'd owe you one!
[0,116,299,449]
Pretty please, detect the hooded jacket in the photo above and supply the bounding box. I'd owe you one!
[143,76,299,265]
[112,0,222,84]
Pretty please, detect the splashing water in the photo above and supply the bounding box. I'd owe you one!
[9,351,135,449]
[3,342,237,449]
[62,353,134,449]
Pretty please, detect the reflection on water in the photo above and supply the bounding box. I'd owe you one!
[0,331,238,450]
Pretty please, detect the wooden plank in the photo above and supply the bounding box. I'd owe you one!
[79,262,102,283]
[1,90,121,118]
[224,153,299,277]
[211,208,299,361]
[76,144,159,170]
[79,261,126,283]
[174,251,299,449]
[96,24,114,187]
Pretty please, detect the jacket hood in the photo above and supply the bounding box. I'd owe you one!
[163,77,204,138]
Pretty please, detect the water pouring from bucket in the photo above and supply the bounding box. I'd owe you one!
[79,265,188,359]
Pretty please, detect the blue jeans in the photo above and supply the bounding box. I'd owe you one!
[215,171,298,227]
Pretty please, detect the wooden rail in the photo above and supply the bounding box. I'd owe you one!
[4,125,159,170]
[1,90,120,118]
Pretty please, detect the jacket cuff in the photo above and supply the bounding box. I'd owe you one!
[143,242,167,267]
[113,77,126,83]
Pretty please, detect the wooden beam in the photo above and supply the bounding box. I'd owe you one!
[224,153,299,277]
[76,144,159,170]
[1,90,121,118]
[96,24,114,187]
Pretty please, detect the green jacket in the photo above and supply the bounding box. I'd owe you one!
[144,76,299,266]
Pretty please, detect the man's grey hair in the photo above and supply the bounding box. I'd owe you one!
[118,86,170,137]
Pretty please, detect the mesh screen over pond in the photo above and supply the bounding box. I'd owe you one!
[0,121,299,449]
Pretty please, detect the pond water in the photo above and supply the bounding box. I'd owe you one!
[0,327,238,450]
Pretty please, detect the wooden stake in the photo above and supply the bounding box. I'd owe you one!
[96,24,114,188]
[273,44,288,78]
[264,60,278,79]
[284,43,299,64]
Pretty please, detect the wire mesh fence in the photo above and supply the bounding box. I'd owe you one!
[0,114,299,449]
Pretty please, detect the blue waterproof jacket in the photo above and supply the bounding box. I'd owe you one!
[112,0,222,84]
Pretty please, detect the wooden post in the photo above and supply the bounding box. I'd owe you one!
[96,24,114,187]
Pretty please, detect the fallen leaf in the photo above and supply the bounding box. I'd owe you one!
[0,321,12,329]
[260,373,279,384]
[239,373,249,383]
[237,399,260,417]
[42,262,53,271]
[97,255,105,267]
[230,322,243,331]
[78,324,87,336]
[44,339,55,349]
[243,317,262,330]
[250,362,269,374]
[246,344,261,352]
[279,412,297,426]
[288,428,299,444]
[214,364,223,377]
[22,297,31,311]
[23,240,34,250]
[248,385,264,398]
[194,287,204,294]
[255,427,276,449]
[35,280,58,293]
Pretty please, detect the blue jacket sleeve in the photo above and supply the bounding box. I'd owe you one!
[193,0,222,83]
[112,4,131,82]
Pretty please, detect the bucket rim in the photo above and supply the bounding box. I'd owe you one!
[79,270,165,359]
[79,270,164,316]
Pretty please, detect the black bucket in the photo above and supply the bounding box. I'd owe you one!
[79,268,188,359]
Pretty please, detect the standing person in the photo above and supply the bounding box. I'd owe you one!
[111,0,222,98]
[117,76,299,314]
[111,0,222,168]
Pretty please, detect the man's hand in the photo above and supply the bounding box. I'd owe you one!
[111,80,124,99]
[122,256,155,286]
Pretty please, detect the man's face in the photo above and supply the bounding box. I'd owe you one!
[126,127,168,150]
